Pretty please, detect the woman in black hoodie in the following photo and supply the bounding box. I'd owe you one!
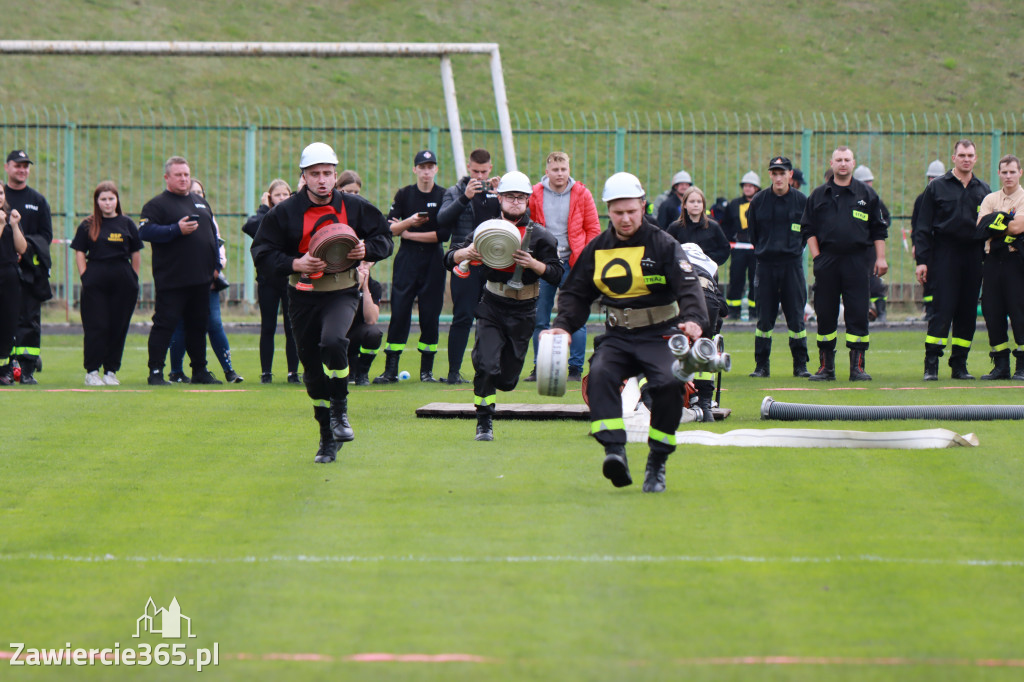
[666,186,730,266]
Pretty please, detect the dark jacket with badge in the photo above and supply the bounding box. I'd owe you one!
[5,184,53,301]
[720,196,754,244]
[912,171,991,265]
[553,221,709,336]
[747,187,808,262]
[800,179,888,254]
[139,190,220,290]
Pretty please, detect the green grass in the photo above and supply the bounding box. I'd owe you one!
[2,330,1024,680]
[7,0,1023,116]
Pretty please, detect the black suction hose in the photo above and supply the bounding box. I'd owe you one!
[761,396,1024,422]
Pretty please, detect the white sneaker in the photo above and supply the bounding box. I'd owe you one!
[85,371,104,386]
[102,371,120,386]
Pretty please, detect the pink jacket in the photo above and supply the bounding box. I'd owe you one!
[528,180,601,267]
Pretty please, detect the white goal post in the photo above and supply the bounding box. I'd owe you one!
[0,40,518,174]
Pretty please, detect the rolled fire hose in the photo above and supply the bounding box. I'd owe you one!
[761,396,1024,422]
[536,333,569,397]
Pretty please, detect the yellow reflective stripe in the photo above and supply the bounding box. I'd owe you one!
[590,418,625,434]
[417,342,438,352]
[992,342,1010,352]
[951,337,972,348]
[925,336,947,346]
[845,333,869,344]
[637,376,648,389]
[725,299,743,306]
[788,330,807,339]
[384,343,405,352]
[693,371,715,380]
[990,213,1008,231]
[816,332,837,343]
[322,363,350,379]
[474,394,496,406]
[791,222,801,232]
[922,295,933,303]
[852,210,868,221]
[649,428,676,446]
[754,328,772,338]
[312,399,329,408]
[359,346,378,355]
[13,347,40,356]
[748,301,757,308]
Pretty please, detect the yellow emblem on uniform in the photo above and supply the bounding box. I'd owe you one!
[593,246,650,299]
[739,202,750,230]
[108,232,124,242]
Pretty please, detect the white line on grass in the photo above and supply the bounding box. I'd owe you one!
[1,553,1021,567]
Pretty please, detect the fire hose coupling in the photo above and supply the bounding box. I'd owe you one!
[669,333,731,382]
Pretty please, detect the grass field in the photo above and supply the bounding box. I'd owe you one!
[2,329,1024,680]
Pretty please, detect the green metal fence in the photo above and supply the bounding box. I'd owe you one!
[2,106,1020,315]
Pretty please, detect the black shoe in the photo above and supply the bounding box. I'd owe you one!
[260,372,273,384]
[191,370,223,385]
[475,414,494,441]
[567,367,583,381]
[0,364,12,386]
[602,447,632,488]
[168,371,190,384]
[642,451,668,493]
[287,372,302,384]
[19,373,37,385]
[148,370,171,386]
[523,368,537,382]
[330,400,355,442]
[924,356,939,381]
[749,365,770,378]
[441,372,467,385]
[353,374,370,387]
[793,362,811,378]
[420,371,438,383]
[224,370,244,383]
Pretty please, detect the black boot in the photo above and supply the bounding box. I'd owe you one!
[793,359,810,378]
[313,406,339,463]
[0,363,13,386]
[330,397,355,442]
[602,445,632,488]
[1013,351,1024,381]
[642,450,668,493]
[875,298,887,324]
[949,356,975,380]
[695,379,716,423]
[475,412,494,441]
[849,349,872,381]
[749,355,770,378]
[420,352,438,382]
[923,354,939,381]
[981,351,1011,380]
[372,351,400,384]
[808,349,836,381]
[351,353,374,386]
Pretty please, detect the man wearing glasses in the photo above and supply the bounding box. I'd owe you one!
[445,171,562,442]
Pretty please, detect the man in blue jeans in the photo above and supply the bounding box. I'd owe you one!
[525,152,602,381]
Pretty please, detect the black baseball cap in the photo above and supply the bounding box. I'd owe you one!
[414,150,437,166]
[792,168,805,183]
[6,150,33,164]
[768,156,792,171]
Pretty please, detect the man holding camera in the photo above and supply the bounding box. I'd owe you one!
[436,148,501,384]
[139,156,221,385]
[545,172,708,494]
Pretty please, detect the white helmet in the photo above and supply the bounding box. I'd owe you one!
[671,170,692,187]
[602,172,645,202]
[299,142,339,169]
[853,165,874,182]
[926,159,946,178]
[680,242,718,278]
[740,171,761,188]
[495,170,533,195]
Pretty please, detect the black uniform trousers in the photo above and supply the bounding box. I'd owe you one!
[981,249,1024,353]
[725,248,757,315]
[347,317,383,367]
[925,239,984,360]
[288,286,359,402]
[257,273,298,375]
[449,266,486,374]
[384,244,446,354]
[812,250,870,351]
[589,325,683,457]
[0,264,20,362]
[753,257,808,362]
[148,282,210,372]
[472,292,536,415]
[80,259,138,373]
[14,286,42,371]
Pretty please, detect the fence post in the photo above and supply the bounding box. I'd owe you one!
[991,129,1002,186]
[63,122,76,311]
[801,127,813,286]
[244,124,256,305]
[614,127,626,172]
[429,126,439,155]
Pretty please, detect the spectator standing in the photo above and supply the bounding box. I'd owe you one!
[525,151,601,382]
[71,181,142,386]
[665,186,731,266]
[244,179,300,384]
[336,170,362,195]
[853,165,892,324]
[801,146,888,381]
[436,148,501,384]
[911,160,947,322]
[139,156,221,385]
[4,150,52,384]
[913,140,991,380]
[374,150,449,383]
[746,157,810,378]
[721,171,761,320]
[0,187,27,385]
[654,170,693,228]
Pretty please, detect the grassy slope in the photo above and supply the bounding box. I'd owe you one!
[5,0,1023,117]
[1,330,1023,680]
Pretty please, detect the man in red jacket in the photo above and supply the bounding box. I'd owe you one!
[525,151,602,380]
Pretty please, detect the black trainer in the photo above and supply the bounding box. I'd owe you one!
[523,368,537,382]
[168,371,190,384]
[441,372,467,385]
[260,373,273,384]
[148,370,171,386]
[567,367,583,381]
[420,372,438,383]
[224,370,244,383]
[287,372,302,384]
[602,446,632,488]
[642,451,668,493]
[191,370,223,385]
